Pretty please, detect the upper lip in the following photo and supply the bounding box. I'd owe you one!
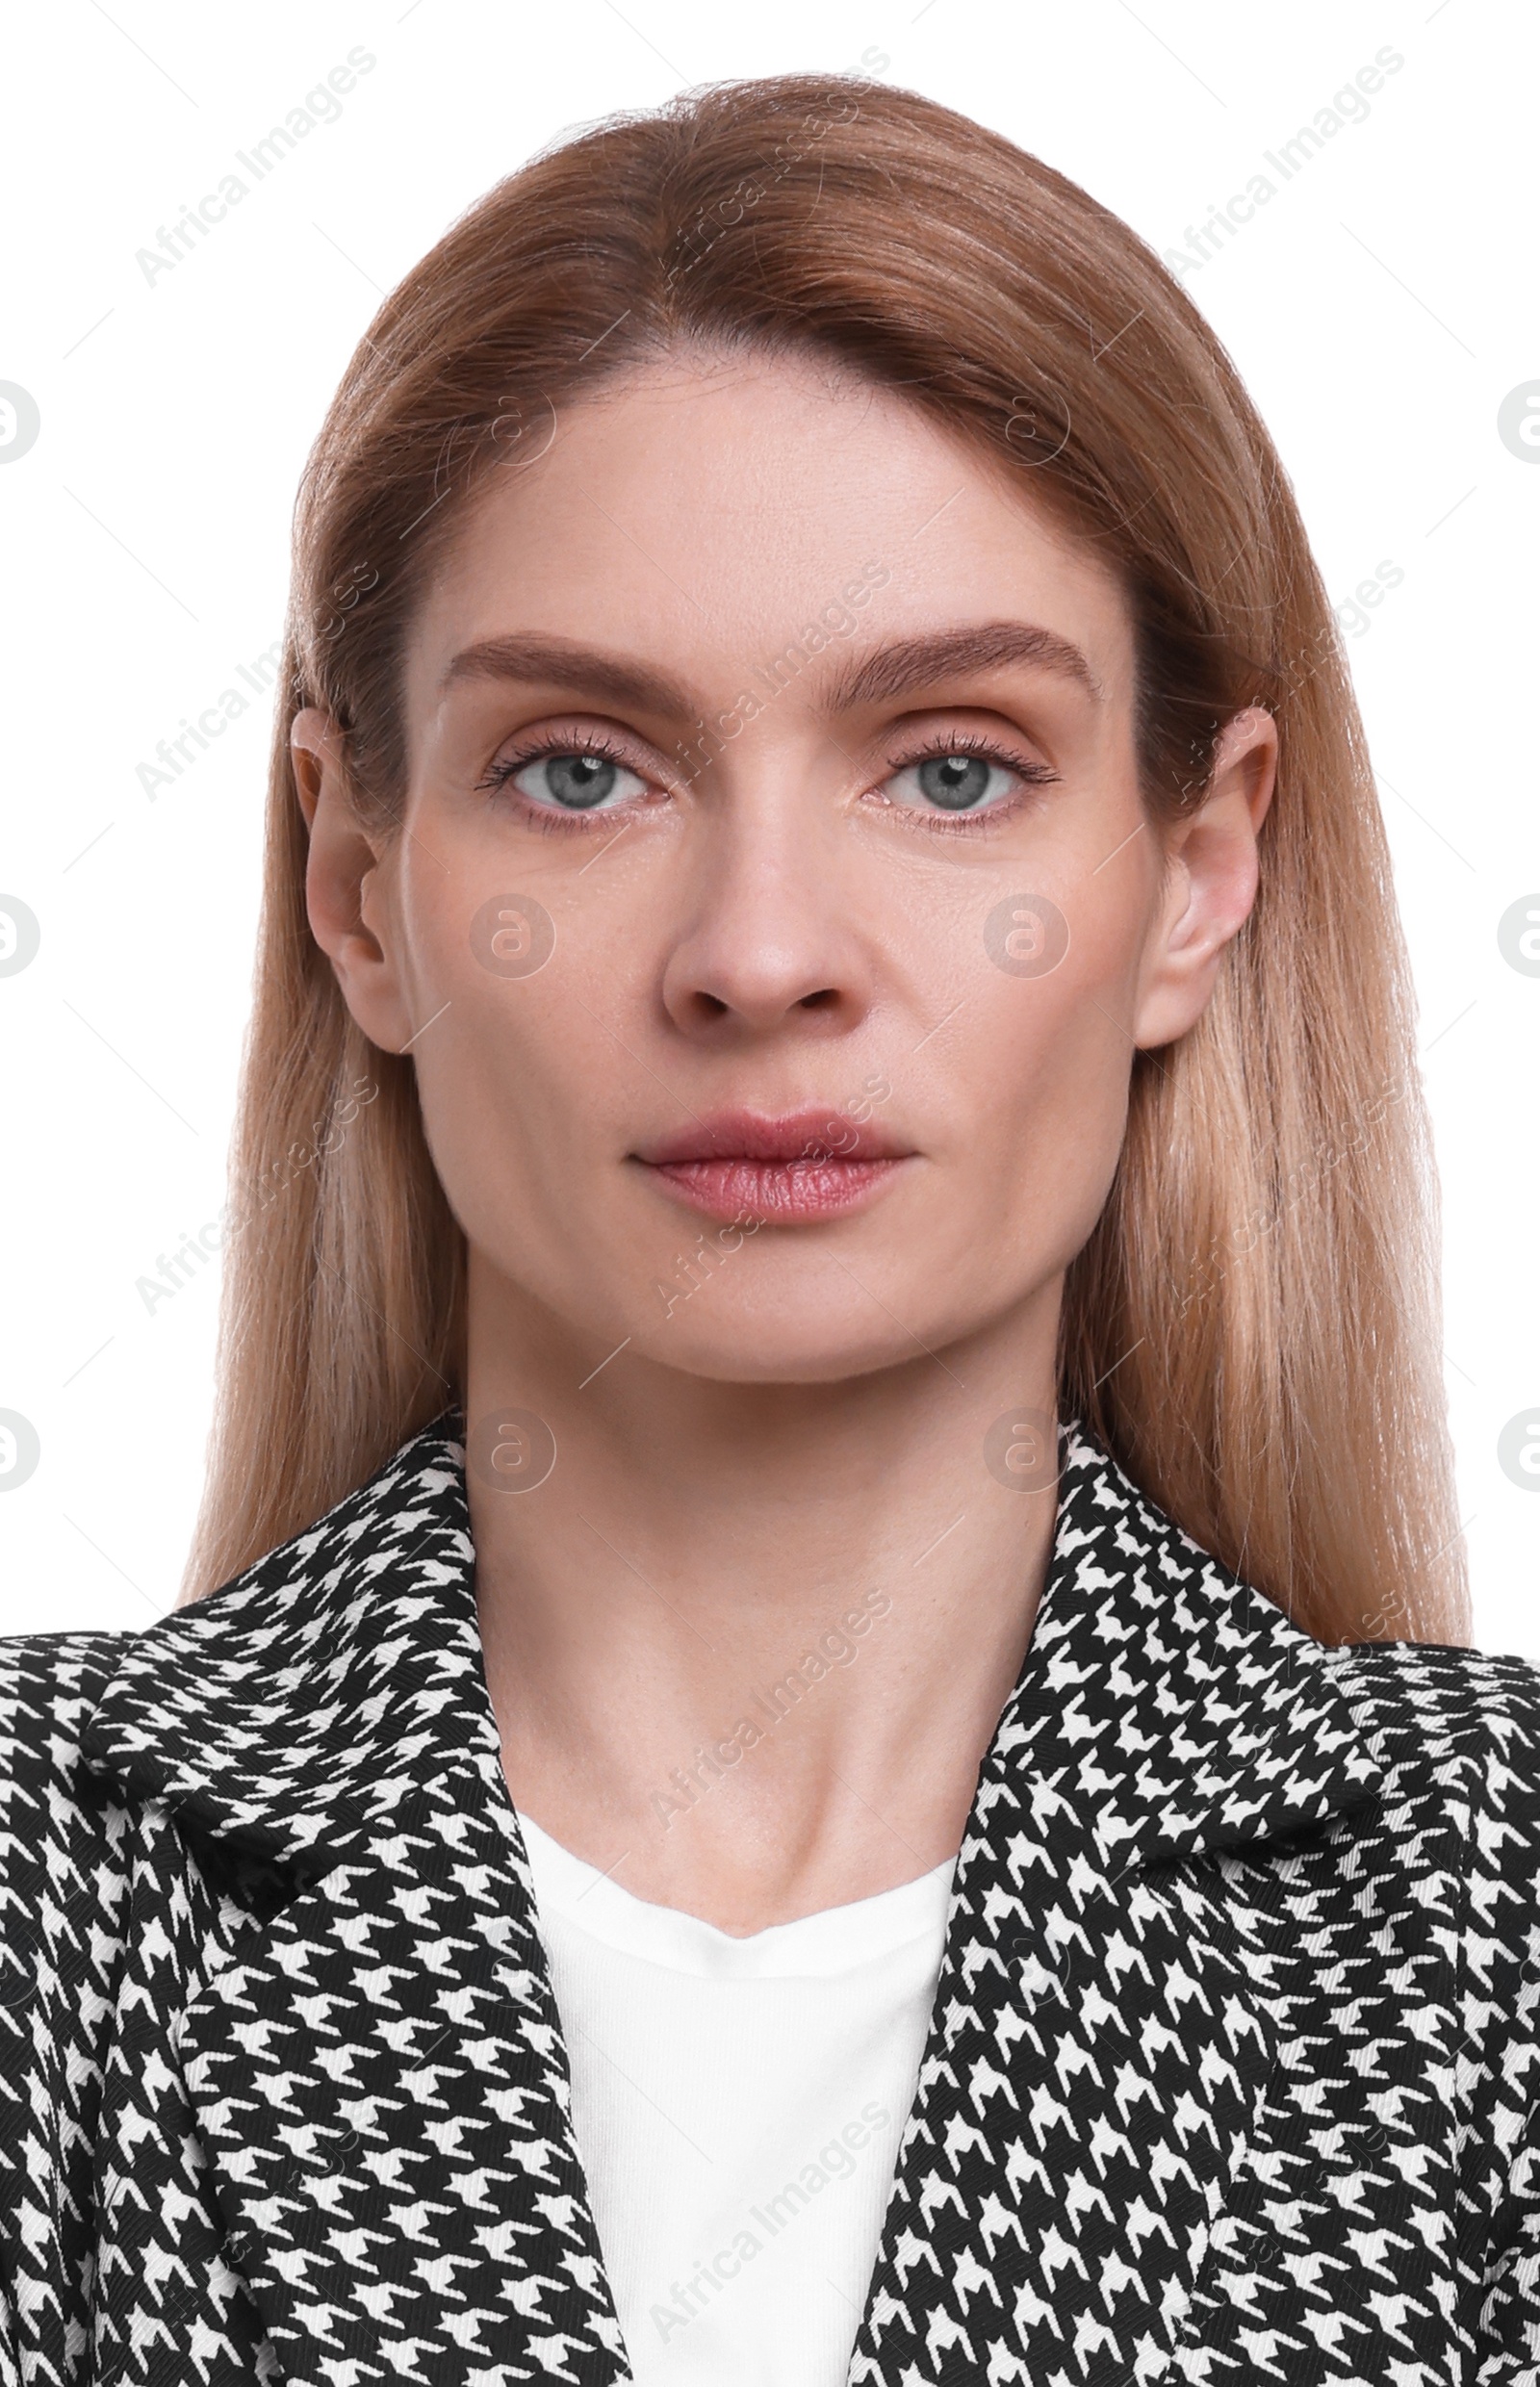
[634,1108,912,1167]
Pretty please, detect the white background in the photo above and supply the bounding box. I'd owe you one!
[2,1,1535,1649]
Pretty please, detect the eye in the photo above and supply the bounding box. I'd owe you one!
[876,735,1057,818]
[481,735,652,813]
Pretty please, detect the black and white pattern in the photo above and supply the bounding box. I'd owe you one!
[3,1407,1540,2384]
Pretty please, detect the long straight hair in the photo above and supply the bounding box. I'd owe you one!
[178,73,1468,1647]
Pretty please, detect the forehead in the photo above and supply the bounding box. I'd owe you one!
[405,351,1136,706]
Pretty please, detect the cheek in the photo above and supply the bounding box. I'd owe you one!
[979,973,1129,1143]
[401,880,600,1220]
[961,887,1147,1232]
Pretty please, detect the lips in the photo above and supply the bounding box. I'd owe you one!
[633,1107,913,1222]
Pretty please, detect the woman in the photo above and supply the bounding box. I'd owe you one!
[2,68,1534,2387]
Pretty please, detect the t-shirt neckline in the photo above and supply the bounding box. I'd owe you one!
[515,1806,957,1983]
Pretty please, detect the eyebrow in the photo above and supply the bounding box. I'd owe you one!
[828,621,1104,709]
[438,618,1103,715]
[440,633,695,714]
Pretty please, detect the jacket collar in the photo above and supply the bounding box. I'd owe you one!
[79,1408,1386,2387]
[80,1404,1379,1873]
[80,1418,497,1870]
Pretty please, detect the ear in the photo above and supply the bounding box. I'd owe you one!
[290,707,416,1057]
[1131,706,1278,1053]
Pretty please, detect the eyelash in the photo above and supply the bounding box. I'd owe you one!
[877,731,1061,834]
[475,731,644,835]
[475,726,1060,834]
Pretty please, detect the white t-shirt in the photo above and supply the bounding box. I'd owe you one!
[515,1808,956,2387]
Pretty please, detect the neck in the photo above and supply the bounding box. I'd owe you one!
[465,1256,1064,1935]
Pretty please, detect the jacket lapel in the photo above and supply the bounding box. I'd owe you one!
[846,1420,1383,2387]
[82,1411,1382,2387]
[81,1423,632,2386]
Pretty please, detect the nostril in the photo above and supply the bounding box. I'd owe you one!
[798,988,839,1011]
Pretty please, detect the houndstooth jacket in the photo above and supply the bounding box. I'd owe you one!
[4,1407,1540,2387]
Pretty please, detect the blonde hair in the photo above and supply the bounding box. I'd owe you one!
[179,73,1468,1648]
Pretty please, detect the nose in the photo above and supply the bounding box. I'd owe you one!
[658,784,876,1041]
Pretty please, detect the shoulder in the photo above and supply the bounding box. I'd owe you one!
[1322,1635,1540,1891]
[1324,1634,1540,1767]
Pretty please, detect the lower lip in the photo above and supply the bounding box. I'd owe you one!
[641,1155,910,1221]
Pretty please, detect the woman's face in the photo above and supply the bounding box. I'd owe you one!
[297,352,1272,1384]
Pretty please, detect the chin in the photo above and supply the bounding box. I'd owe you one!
[639,1310,942,1387]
